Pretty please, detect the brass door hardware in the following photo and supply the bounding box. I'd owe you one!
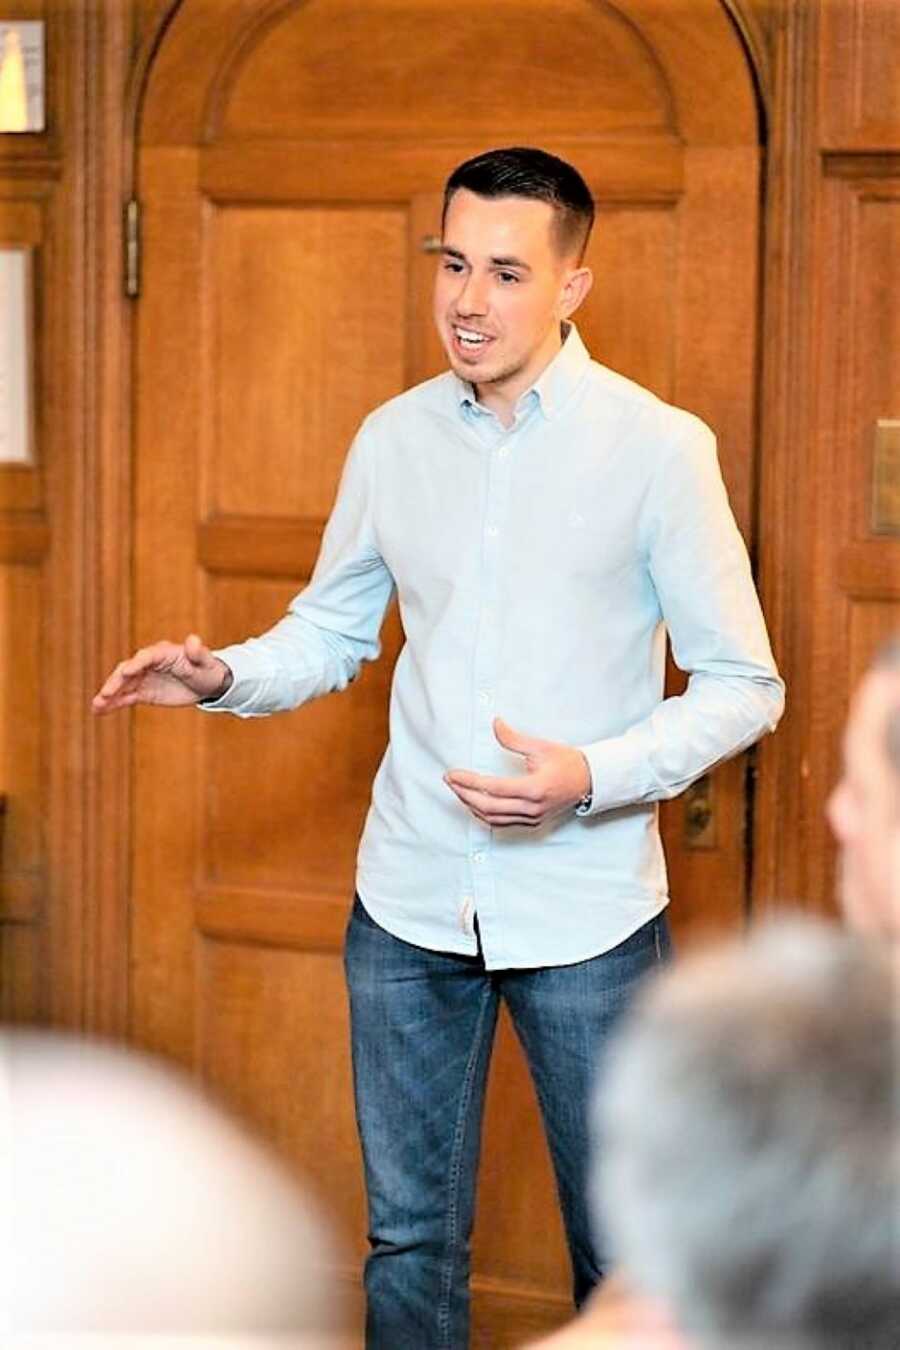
[683,774,716,849]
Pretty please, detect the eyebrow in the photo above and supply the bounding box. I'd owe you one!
[441,246,532,273]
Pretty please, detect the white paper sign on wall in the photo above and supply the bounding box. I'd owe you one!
[0,248,34,465]
[0,21,44,133]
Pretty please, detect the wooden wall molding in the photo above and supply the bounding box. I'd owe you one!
[752,0,822,910]
[200,139,685,204]
[195,885,347,952]
[79,0,139,1035]
[823,151,900,179]
[1,871,44,924]
[721,0,773,123]
[199,516,321,580]
[0,515,50,565]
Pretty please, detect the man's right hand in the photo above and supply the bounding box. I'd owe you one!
[91,633,233,715]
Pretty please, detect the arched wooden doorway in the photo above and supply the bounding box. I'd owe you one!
[131,2,763,1338]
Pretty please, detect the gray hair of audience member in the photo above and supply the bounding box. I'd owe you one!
[4,1032,344,1342]
[591,918,900,1350]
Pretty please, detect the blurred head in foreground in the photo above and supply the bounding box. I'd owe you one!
[592,918,900,1350]
[827,636,900,941]
[4,1032,344,1344]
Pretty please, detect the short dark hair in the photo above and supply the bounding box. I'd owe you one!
[442,147,595,262]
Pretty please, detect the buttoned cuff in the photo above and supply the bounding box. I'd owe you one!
[196,645,271,716]
[575,733,651,816]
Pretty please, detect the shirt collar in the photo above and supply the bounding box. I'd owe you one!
[453,321,591,422]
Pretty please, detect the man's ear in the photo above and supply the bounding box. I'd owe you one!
[559,266,593,319]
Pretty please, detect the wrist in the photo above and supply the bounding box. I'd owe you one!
[575,750,593,814]
[203,662,233,703]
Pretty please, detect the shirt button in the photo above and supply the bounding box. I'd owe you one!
[486,525,499,538]
[498,445,510,459]
[477,689,491,704]
[472,850,486,864]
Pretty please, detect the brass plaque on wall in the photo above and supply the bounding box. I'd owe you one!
[872,420,900,536]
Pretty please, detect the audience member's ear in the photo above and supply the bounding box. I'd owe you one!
[889,828,900,934]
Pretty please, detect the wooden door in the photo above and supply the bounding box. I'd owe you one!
[133,1,762,1339]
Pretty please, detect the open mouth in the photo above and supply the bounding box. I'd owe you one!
[452,325,494,356]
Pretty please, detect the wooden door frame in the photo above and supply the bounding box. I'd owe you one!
[81,0,780,1037]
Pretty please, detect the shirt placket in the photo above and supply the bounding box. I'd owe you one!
[462,414,517,943]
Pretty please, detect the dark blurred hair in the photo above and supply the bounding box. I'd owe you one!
[442,147,595,262]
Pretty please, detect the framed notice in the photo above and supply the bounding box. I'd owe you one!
[0,21,45,132]
[0,247,35,465]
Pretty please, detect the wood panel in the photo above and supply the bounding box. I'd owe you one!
[200,139,685,206]
[0,151,50,1020]
[218,0,673,143]
[755,2,900,927]
[196,935,365,1247]
[848,601,900,688]
[195,884,347,950]
[0,515,49,563]
[0,565,43,923]
[583,204,678,402]
[201,575,397,898]
[474,1011,570,1294]
[820,0,900,149]
[199,515,323,578]
[142,0,757,147]
[811,171,900,905]
[210,205,408,520]
[0,921,40,1022]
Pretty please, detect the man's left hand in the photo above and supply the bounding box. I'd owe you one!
[444,718,591,828]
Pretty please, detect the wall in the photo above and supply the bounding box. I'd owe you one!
[754,0,900,914]
[0,0,86,1023]
[0,0,897,1028]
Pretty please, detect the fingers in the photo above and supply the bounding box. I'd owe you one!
[468,809,542,828]
[122,648,164,681]
[91,688,141,715]
[492,716,550,756]
[91,665,143,712]
[183,632,210,666]
[444,769,539,798]
[91,641,180,713]
[445,779,544,825]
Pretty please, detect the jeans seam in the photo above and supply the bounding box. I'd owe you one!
[437,981,493,1347]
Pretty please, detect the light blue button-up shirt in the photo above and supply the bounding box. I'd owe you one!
[205,325,784,969]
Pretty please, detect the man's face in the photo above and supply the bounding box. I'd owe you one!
[433,188,590,408]
[827,669,900,939]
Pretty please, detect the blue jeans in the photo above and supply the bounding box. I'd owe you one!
[344,894,671,1350]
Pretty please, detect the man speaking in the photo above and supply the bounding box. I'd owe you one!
[94,147,784,1350]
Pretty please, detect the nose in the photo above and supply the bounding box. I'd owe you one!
[455,270,489,317]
